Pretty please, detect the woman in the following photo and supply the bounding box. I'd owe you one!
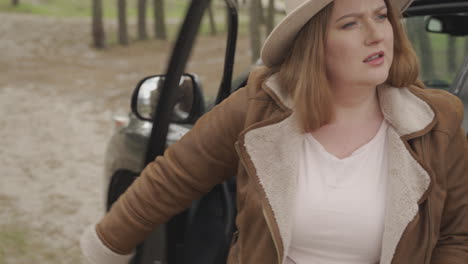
[81,0,468,263]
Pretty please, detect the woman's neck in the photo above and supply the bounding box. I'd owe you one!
[329,83,383,126]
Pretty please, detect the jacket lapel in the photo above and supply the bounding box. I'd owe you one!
[236,74,301,261]
[243,112,301,260]
[377,85,434,264]
[238,74,436,264]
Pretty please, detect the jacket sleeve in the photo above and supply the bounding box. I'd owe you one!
[81,84,251,262]
[431,99,468,264]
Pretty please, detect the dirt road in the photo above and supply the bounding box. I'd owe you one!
[0,13,251,263]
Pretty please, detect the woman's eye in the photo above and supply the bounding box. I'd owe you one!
[377,14,388,20]
[342,22,356,29]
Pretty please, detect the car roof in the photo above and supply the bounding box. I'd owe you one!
[406,0,468,16]
[412,0,468,5]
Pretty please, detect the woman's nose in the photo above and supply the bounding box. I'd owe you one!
[364,22,384,46]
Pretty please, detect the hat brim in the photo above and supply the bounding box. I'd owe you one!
[261,0,414,68]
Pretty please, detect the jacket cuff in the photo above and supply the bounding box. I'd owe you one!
[80,225,135,264]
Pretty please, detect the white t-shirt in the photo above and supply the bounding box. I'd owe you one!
[286,120,389,264]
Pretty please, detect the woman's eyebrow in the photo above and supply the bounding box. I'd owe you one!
[335,5,387,22]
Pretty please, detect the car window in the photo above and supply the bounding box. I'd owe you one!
[404,14,468,131]
[404,15,468,92]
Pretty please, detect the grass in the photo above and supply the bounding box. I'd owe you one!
[0,224,28,261]
[0,221,82,264]
[0,194,80,264]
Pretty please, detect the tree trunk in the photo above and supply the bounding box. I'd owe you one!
[465,38,468,58]
[405,19,417,50]
[153,0,167,40]
[207,2,217,36]
[92,0,106,49]
[117,0,129,45]
[417,28,434,79]
[447,36,456,72]
[407,17,433,79]
[257,0,265,25]
[12,0,19,6]
[249,0,261,62]
[137,0,148,40]
[266,0,275,35]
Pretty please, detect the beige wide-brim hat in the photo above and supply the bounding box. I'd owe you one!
[261,0,414,67]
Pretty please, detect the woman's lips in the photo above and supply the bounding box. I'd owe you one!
[364,51,385,66]
[365,55,384,66]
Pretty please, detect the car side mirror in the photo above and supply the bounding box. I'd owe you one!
[131,73,204,124]
[426,14,468,36]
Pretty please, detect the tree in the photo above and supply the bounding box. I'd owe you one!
[407,17,434,79]
[92,0,106,49]
[249,0,262,62]
[266,0,275,35]
[257,0,265,25]
[137,0,148,40]
[118,0,129,45]
[465,38,468,58]
[153,0,167,40]
[207,2,217,36]
[447,36,456,72]
[12,0,19,6]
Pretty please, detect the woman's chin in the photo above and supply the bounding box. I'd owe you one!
[329,70,390,88]
[362,72,389,87]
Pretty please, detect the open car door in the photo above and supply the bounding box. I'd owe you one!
[106,1,241,264]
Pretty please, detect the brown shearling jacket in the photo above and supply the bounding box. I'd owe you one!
[81,67,468,264]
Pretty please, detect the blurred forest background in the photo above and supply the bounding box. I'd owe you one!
[0,0,288,101]
[0,1,467,263]
[2,0,284,61]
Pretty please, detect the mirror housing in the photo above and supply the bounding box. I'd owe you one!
[131,73,205,124]
[426,14,468,36]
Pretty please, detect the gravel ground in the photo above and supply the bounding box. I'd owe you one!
[0,13,251,264]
